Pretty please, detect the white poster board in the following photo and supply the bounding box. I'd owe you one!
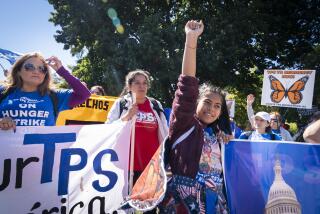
[261,70,315,109]
[227,99,235,118]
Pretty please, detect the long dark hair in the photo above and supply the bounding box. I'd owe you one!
[198,83,232,135]
[266,125,272,133]
[90,85,106,95]
[119,69,151,97]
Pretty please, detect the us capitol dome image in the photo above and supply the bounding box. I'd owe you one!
[265,159,301,214]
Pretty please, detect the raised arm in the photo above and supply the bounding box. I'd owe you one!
[169,21,204,141]
[246,94,255,128]
[46,56,91,107]
[182,20,204,77]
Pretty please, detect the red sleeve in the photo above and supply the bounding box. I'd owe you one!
[169,75,199,143]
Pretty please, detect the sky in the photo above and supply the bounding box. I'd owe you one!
[0,0,77,80]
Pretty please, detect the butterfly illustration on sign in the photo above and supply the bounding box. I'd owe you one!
[269,75,309,104]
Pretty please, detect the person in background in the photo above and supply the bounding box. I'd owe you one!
[159,20,232,213]
[269,111,293,141]
[90,85,106,96]
[0,52,90,130]
[239,111,281,140]
[282,123,291,131]
[246,94,293,141]
[106,69,168,185]
[1,69,10,84]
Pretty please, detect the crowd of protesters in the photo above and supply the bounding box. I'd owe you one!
[0,20,319,214]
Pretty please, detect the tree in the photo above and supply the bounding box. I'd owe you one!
[48,0,320,126]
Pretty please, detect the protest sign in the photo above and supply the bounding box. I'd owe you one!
[0,122,131,213]
[261,70,315,109]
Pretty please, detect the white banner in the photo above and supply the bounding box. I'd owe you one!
[261,70,316,109]
[0,122,131,214]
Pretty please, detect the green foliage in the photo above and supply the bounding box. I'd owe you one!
[288,122,298,134]
[48,0,320,127]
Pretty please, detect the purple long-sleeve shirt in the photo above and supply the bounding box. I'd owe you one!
[168,75,206,178]
[56,66,91,107]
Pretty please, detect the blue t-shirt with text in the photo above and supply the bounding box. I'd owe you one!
[0,87,72,126]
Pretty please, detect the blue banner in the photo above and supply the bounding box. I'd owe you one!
[0,48,22,65]
[224,140,320,214]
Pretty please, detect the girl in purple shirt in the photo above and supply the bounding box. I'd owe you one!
[159,21,232,213]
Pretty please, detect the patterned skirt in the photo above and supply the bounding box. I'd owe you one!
[158,174,229,214]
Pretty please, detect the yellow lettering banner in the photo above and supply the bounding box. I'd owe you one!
[56,95,118,125]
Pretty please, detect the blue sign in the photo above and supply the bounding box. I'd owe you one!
[224,140,320,214]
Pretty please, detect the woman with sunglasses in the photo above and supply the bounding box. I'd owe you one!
[0,52,90,130]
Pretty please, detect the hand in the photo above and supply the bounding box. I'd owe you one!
[185,20,204,38]
[217,131,234,144]
[0,117,16,131]
[121,104,138,121]
[247,94,255,106]
[185,20,204,48]
[46,56,63,71]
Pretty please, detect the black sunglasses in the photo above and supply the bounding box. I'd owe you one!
[23,63,48,74]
